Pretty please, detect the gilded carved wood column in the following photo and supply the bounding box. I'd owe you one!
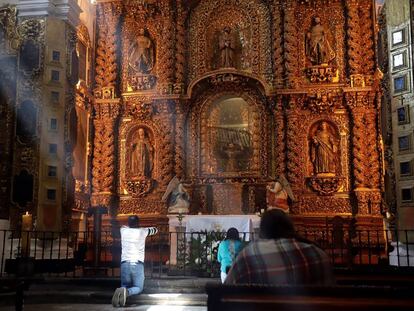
[174,0,187,94]
[285,96,303,195]
[158,1,175,94]
[346,91,381,215]
[154,100,175,188]
[359,0,375,76]
[174,101,187,180]
[283,0,299,88]
[91,3,121,207]
[271,0,284,89]
[274,97,286,178]
[345,0,362,75]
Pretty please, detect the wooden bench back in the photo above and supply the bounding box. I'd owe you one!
[206,283,414,311]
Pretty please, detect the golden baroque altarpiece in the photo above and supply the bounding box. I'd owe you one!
[90,0,384,230]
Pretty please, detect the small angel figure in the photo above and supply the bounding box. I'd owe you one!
[162,176,190,214]
[266,175,295,213]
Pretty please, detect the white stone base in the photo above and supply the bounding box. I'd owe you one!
[389,242,414,267]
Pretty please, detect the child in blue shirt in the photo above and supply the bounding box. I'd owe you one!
[217,227,243,283]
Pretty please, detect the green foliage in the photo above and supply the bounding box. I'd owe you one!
[186,231,226,277]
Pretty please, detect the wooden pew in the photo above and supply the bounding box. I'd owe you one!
[206,283,414,311]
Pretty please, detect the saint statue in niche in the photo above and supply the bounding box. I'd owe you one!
[131,128,154,178]
[129,28,154,74]
[305,16,335,65]
[310,121,337,176]
[219,27,235,68]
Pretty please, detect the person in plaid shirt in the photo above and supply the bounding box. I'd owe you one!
[225,209,334,285]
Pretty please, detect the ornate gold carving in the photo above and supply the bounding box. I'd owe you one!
[274,97,286,177]
[296,196,351,214]
[190,81,269,179]
[84,0,384,227]
[174,102,187,180]
[125,179,154,197]
[305,91,339,113]
[128,75,157,91]
[0,5,19,53]
[355,190,382,215]
[94,3,120,98]
[174,1,187,94]
[359,1,375,76]
[91,101,120,206]
[126,101,153,120]
[18,18,45,41]
[283,1,299,88]
[345,0,361,75]
[286,97,306,190]
[305,65,338,83]
[188,0,273,85]
[308,176,341,196]
[270,1,284,88]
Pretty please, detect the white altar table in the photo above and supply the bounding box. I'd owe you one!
[167,214,260,265]
[168,214,260,235]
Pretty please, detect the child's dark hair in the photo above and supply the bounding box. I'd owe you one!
[226,227,240,240]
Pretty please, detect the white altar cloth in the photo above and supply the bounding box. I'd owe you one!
[168,214,261,240]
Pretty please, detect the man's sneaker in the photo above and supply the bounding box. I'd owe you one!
[120,287,128,307]
[111,288,121,307]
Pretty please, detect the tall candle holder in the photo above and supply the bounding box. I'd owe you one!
[21,211,32,257]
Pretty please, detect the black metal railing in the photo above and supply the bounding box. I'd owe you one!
[1,228,413,278]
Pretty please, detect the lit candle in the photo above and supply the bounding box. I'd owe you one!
[22,211,32,231]
[260,209,265,214]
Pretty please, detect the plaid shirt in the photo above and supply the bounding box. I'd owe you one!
[224,238,334,285]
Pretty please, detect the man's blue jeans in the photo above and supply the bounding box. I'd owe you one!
[121,261,145,296]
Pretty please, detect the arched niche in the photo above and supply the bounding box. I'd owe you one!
[308,120,341,177]
[16,100,37,142]
[188,0,272,83]
[125,125,155,181]
[12,169,33,207]
[200,96,254,174]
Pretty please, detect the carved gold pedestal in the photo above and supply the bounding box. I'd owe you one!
[212,183,243,214]
[308,176,342,196]
[305,65,338,83]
